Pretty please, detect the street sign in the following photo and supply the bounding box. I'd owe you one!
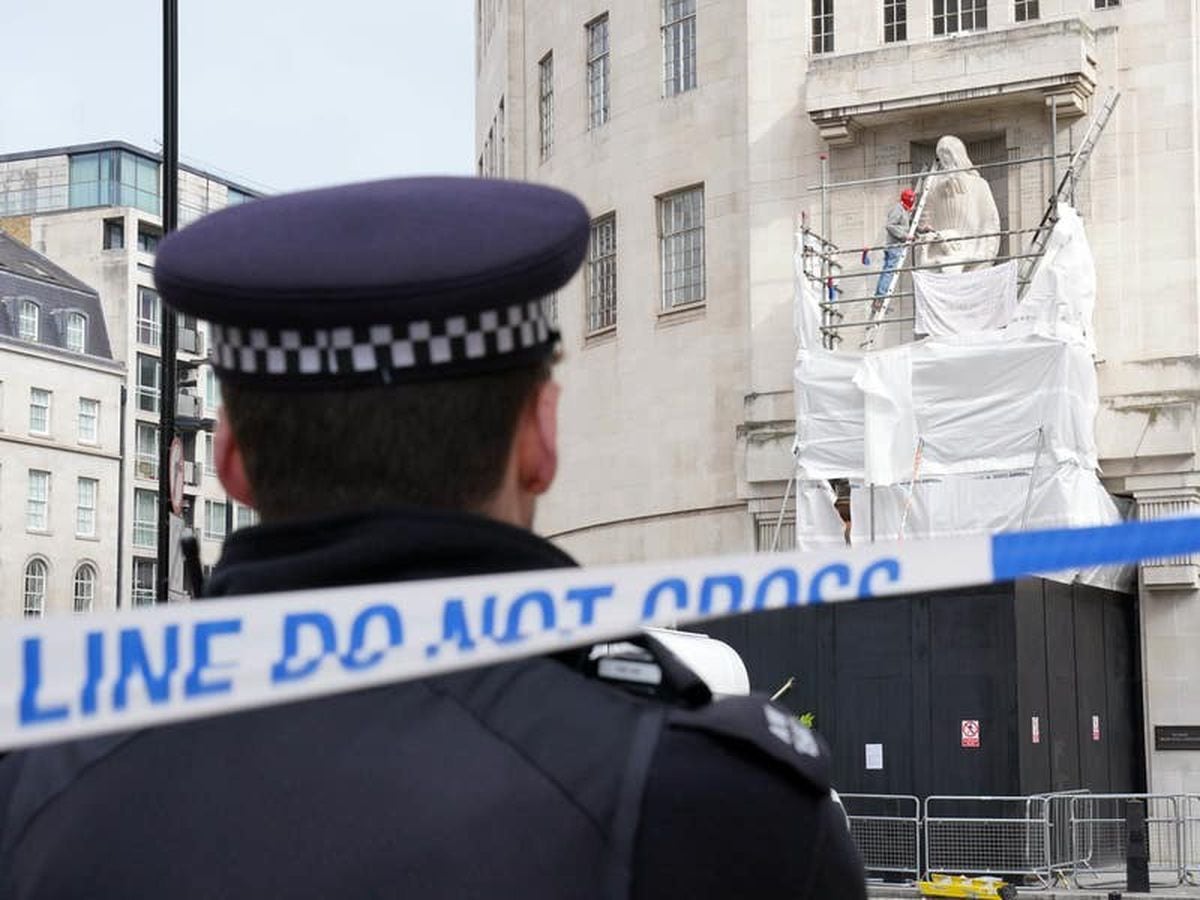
[961,719,980,748]
[169,436,184,516]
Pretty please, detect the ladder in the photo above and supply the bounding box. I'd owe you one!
[860,165,935,350]
[1018,88,1120,291]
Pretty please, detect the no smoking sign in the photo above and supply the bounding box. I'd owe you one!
[961,719,981,748]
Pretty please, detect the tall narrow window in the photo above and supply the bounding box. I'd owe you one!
[204,367,220,412]
[137,354,160,413]
[29,388,51,435]
[204,431,216,476]
[659,186,706,310]
[137,287,161,346]
[538,53,555,161]
[134,489,157,547]
[933,0,987,35]
[132,558,156,606]
[205,500,228,540]
[884,0,907,42]
[65,312,87,353]
[135,422,159,480]
[587,15,611,129]
[78,398,100,443]
[662,0,697,96]
[74,564,97,612]
[1014,0,1039,20]
[18,300,39,341]
[586,214,618,334]
[811,0,834,54]
[23,559,48,617]
[76,477,98,536]
[27,470,50,531]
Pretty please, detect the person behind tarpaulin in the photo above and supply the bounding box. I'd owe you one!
[872,187,916,311]
[0,178,865,900]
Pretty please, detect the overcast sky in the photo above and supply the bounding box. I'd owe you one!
[0,2,476,193]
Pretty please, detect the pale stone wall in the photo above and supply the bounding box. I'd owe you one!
[0,342,123,616]
[486,0,754,564]
[486,0,1200,792]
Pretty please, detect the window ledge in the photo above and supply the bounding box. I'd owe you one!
[75,534,100,542]
[26,528,51,537]
[584,325,617,345]
[657,301,706,327]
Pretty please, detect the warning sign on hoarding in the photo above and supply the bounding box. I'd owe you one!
[961,719,980,748]
[1032,716,1041,744]
[1092,715,1101,742]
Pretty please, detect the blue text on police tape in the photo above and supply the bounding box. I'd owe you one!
[15,554,902,729]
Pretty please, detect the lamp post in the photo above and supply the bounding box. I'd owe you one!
[155,0,179,603]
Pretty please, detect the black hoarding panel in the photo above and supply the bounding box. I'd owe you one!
[1099,588,1145,792]
[1014,579,1052,794]
[928,587,1018,796]
[831,597,915,793]
[1044,580,1082,791]
[1073,585,1111,790]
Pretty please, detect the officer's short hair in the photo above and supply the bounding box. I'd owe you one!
[221,362,550,520]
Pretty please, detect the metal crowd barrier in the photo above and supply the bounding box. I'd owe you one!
[839,793,921,883]
[923,795,1059,888]
[1069,793,1184,888]
[831,790,1199,889]
[1185,794,1200,886]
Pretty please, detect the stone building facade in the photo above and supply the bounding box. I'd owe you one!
[0,233,123,615]
[0,142,260,610]
[478,1,1200,793]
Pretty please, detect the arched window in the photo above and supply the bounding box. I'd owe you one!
[18,300,39,341]
[23,559,47,617]
[65,312,87,353]
[73,563,97,613]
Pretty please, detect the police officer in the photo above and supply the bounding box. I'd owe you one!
[0,178,866,899]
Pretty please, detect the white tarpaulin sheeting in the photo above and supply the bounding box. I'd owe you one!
[795,333,1099,485]
[790,206,1129,590]
[846,464,1132,591]
[795,476,850,552]
[913,260,1019,337]
[794,349,865,479]
[1012,204,1097,352]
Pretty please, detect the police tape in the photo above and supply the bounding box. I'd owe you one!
[2,516,1197,752]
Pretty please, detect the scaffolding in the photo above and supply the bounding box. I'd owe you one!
[778,92,1129,584]
[799,90,1119,352]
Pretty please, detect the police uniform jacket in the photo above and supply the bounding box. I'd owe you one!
[0,508,866,899]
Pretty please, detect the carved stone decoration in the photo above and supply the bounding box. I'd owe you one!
[918,136,1002,274]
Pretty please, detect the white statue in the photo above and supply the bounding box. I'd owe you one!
[918,136,1001,274]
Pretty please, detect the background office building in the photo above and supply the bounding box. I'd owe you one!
[0,233,123,616]
[477,0,1200,795]
[0,141,260,610]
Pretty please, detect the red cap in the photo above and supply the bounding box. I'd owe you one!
[900,189,916,208]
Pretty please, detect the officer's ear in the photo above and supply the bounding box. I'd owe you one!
[515,378,559,497]
[214,411,256,509]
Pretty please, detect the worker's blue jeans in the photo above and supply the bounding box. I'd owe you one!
[874,246,905,300]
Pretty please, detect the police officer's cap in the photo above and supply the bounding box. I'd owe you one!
[154,177,589,390]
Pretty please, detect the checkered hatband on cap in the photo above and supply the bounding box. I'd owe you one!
[209,299,557,386]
